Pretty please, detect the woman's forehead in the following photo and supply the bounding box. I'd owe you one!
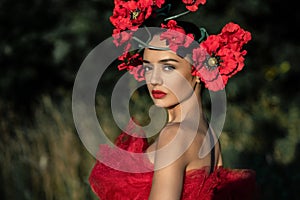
[148,34,168,48]
[144,35,177,58]
[143,48,179,60]
[143,48,192,66]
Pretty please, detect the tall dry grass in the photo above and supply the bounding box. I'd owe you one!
[0,95,98,200]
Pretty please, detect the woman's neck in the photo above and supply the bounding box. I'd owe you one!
[167,85,203,124]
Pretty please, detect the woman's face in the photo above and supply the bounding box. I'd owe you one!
[143,35,198,108]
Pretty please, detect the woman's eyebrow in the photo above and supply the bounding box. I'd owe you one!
[143,58,179,63]
[142,58,179,64]
[159,58,179,63]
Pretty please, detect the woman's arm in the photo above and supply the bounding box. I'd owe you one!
[148,125,190,200]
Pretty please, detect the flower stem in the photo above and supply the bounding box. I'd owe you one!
[164,10,191,21]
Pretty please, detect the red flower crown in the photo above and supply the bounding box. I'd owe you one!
[109,0,251,91]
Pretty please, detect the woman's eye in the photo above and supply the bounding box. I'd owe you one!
[163,65,175,71]
[143,65,152,72]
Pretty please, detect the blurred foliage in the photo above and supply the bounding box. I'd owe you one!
[0,95,97,200]
[0,0,299,199]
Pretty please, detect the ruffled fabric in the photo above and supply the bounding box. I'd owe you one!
[89,120,258,200]
[182,167,257,200]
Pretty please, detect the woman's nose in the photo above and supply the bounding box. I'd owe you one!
[150,68,163,85]
[150,67,162,85]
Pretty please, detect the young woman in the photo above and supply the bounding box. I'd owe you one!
[89,1,258,199]
[143,32,224,199]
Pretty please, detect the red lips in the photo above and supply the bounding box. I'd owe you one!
[151,90,167,99]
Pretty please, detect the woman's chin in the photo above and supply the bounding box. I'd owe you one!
[151,100,167,108]
[153,102,166,108]
[152,100,178,109]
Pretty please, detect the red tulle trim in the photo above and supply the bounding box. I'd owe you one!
[89,119,258,199]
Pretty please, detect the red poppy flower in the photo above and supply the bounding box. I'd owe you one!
[153,0,165,8]
[117,51,145,81]
[110,0,153,31]
[182,0,206,12]
[160,20,195,52]
[128,64,145,81]
[112,29,134,47]
[192,22,251,91]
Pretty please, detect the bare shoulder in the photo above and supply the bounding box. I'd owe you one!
[154,123,189,169]
[156,122,204,156]
[156,123,183,147]
[158,121,207,144]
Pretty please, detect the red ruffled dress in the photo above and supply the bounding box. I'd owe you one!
[89,121,258,200]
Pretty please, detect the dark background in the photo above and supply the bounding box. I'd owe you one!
[0,0,299,199]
